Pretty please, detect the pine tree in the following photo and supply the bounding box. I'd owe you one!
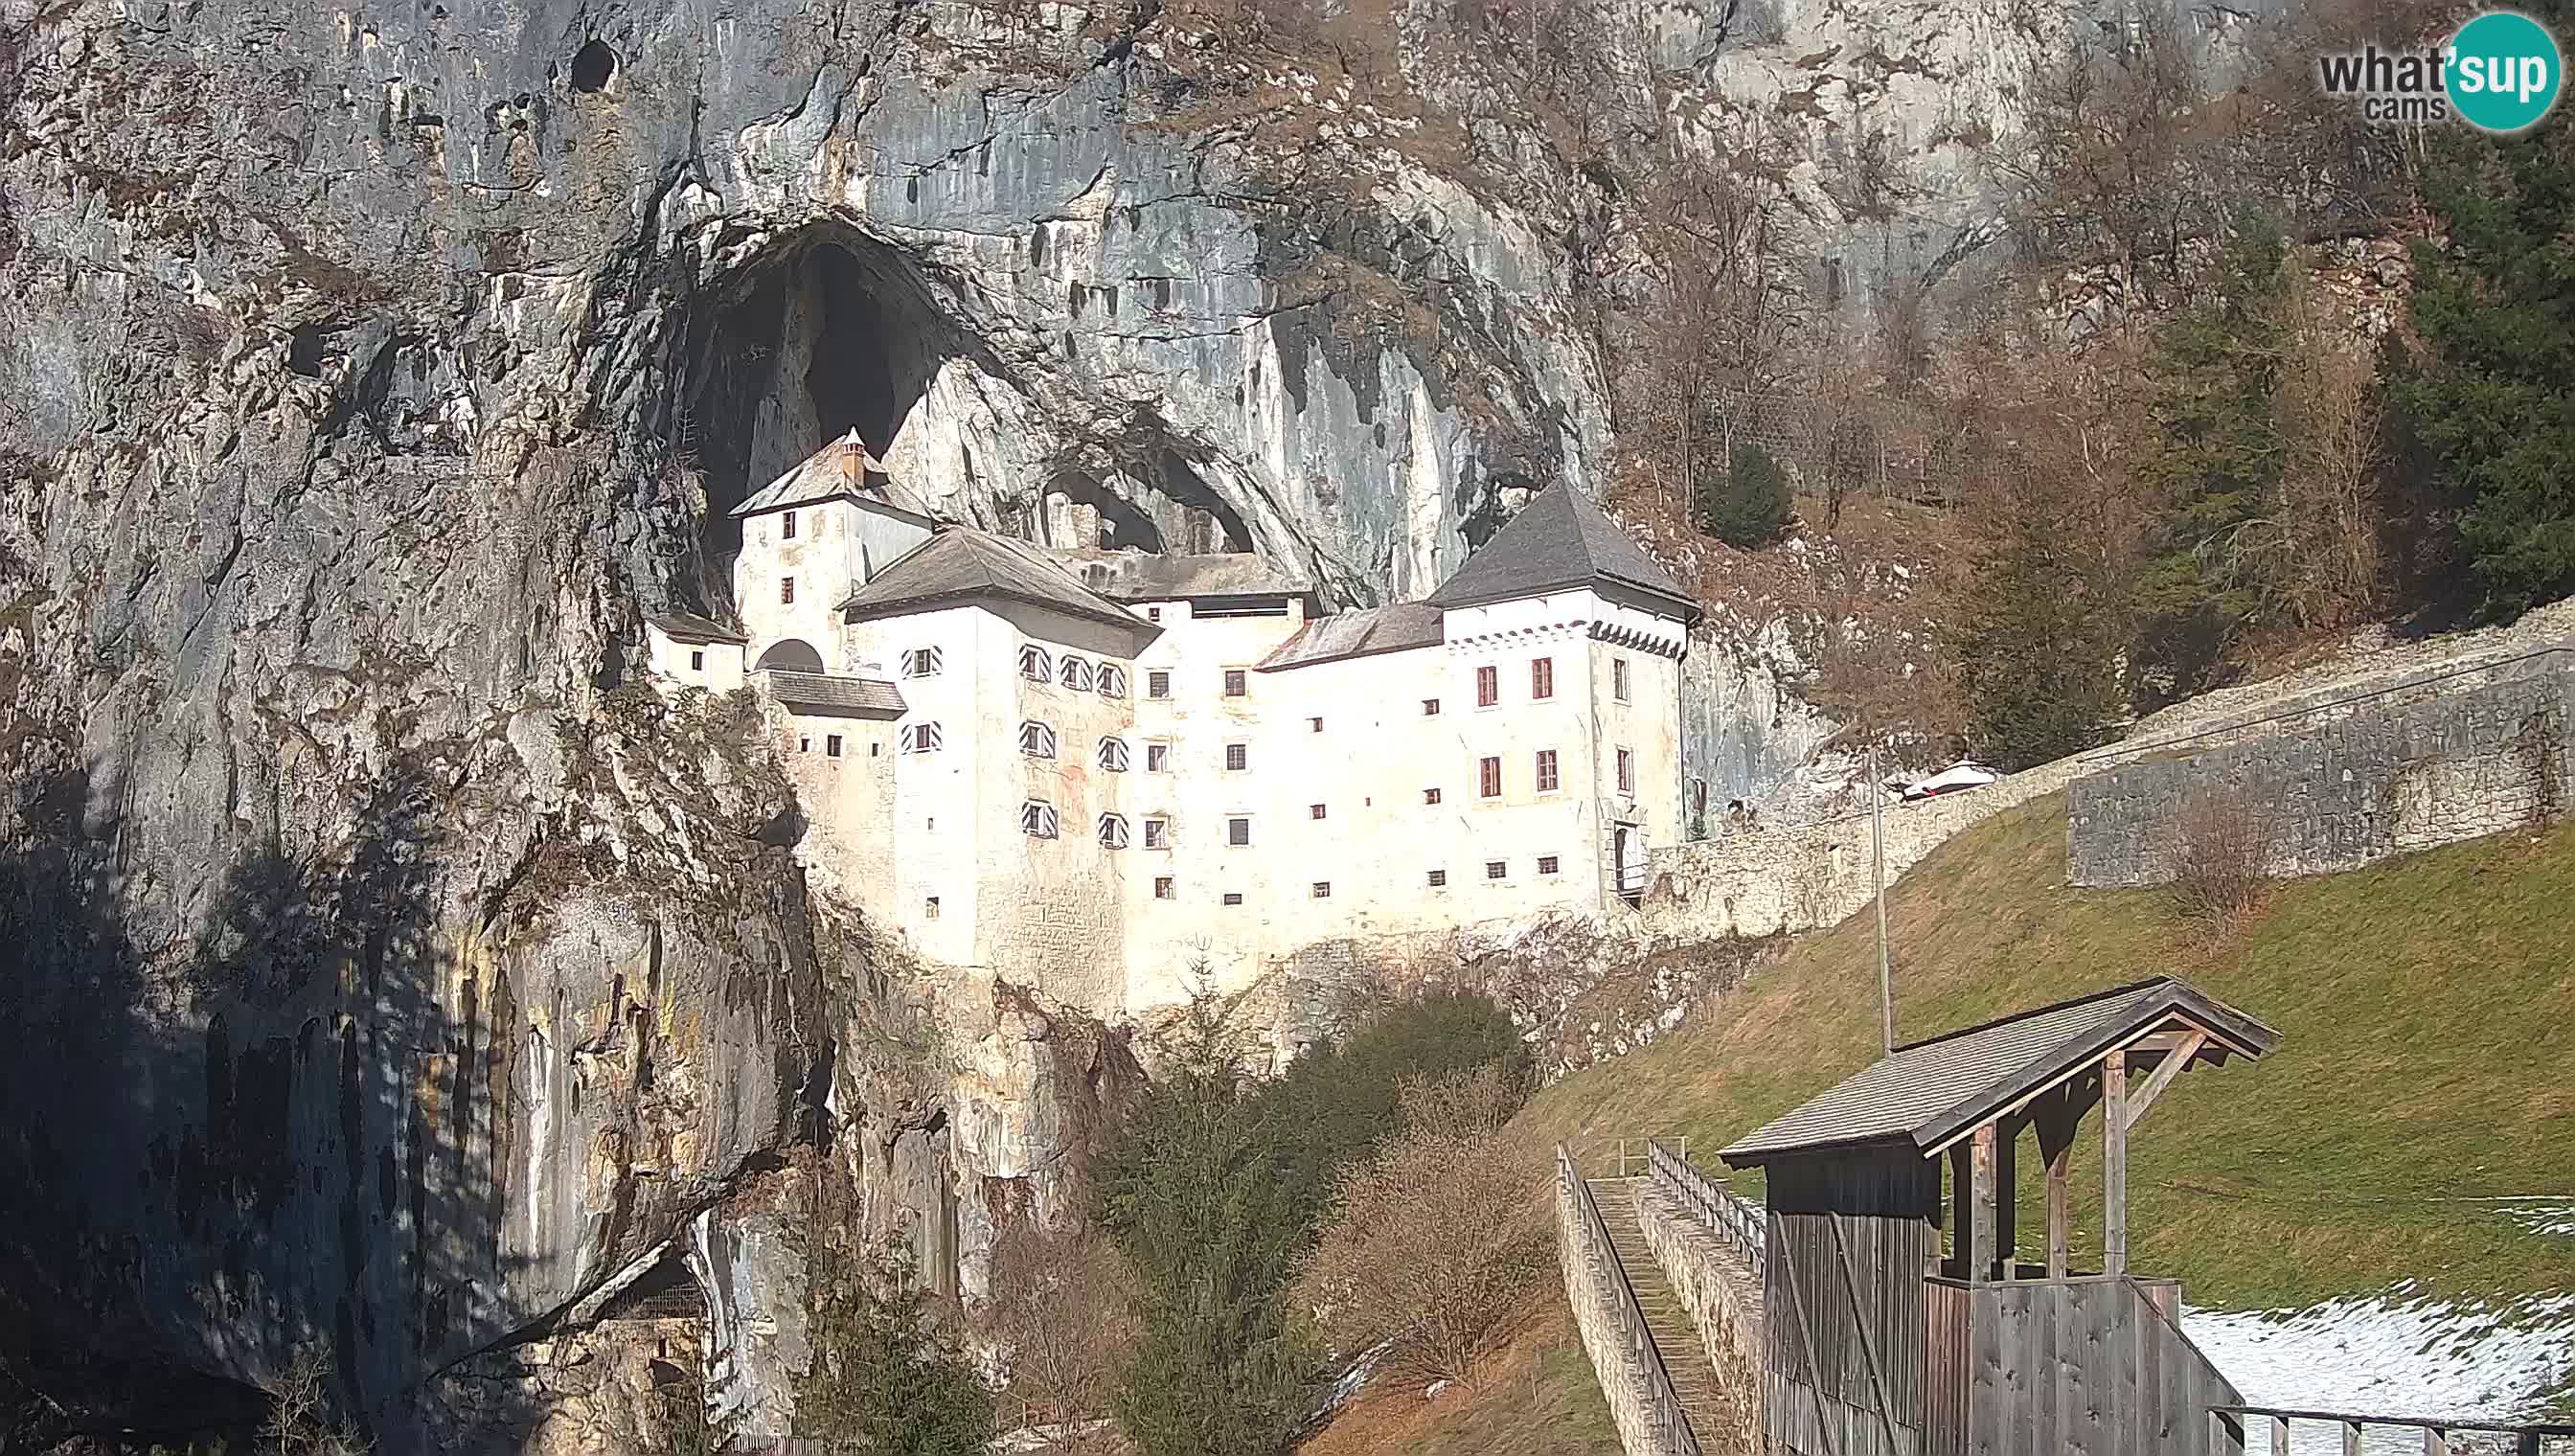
[797,1243,993,1455]
[1697,440,1794,548]
[2131,216,2291,705]
[1955,471,2126,768]
[2391,49,2575,617]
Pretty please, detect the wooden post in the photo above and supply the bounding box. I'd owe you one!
[2270,1416,2290,1456]
[1970,1122,1999,1284]
[1994,1117,2019,1280]
[2341,1420,2361,1456]
[2039,1091,2074,1279]
[2104,1050,2130,1278]
[1948,1140,1977,1280]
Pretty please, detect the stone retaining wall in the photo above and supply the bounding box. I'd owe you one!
[1632,1181,1764,1451]
[2069,654,2575,886]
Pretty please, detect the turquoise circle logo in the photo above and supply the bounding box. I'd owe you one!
[2446,11,2563,132]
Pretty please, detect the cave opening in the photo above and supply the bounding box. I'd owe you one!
[677,231,968,617]
[568,39,617,93]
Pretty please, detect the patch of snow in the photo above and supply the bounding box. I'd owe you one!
[1424,1378,1452,1400]
[2184,1286,2575,1454]
[2505,1202,2575,1238]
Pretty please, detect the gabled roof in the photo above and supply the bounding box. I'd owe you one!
[838,528,1158,640]
[1424,486,1698,621]
[1050,548,1313,603]
[1258,602,1445,671]
[763,671,905,718]
[1718,977,2279,1167]
[732,430,936,523]
[646,610,747,645]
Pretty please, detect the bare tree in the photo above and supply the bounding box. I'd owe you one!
[2165,794,2277,926]
[260,1350,370,1456]
[1299,1066,1548,1389]
[986,1228,1135,1447]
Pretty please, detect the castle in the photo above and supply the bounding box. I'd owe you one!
[646,432,1701,1022]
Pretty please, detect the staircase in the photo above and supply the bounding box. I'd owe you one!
[1586,1176,1736,1441]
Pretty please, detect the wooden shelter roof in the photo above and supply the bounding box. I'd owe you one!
[1717,976,2278,1167]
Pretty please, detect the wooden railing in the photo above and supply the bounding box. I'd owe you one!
[1647,1137,1766,1268]
[1557,1145,1703,1456]
[2210,1405,2575,1454]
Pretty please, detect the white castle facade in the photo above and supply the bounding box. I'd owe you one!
[645,433,1701,1021]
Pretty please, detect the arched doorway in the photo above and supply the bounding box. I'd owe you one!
[753,638,824,673]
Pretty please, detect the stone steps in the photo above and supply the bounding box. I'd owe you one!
[1587,1178,1736,1435]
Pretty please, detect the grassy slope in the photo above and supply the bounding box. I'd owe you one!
[1304,792,2575,1454]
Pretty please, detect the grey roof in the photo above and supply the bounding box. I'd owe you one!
[646,610,746,644]
[1718,977,2280,1166]
[763,671,906,717]
[1050,548,1312,603]
[731,430,936,522]
[1258,602,1445,671]
[838,528,1158,640]
[1424,486,1699,620]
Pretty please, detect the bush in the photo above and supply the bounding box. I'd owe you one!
[1300,1066,1545,1387]
[2165,795,2275,926]
[987,1229,1133,1445]
[1697,440,1793,548]
[797,1241,993,1456]
[260,1351,369,1456]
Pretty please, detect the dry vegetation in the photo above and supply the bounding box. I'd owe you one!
[2164,794,2278,927]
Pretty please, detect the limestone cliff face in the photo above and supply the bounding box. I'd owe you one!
[0,0,2166,1444]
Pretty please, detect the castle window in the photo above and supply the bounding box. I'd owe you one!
[1310,803,1326,820]
[1144,817,1170,849]
[1423,698,1440,716]
[1097,737,1130,772]
[1310,881,1332,899]
[1224,742,1247,771]
[1617,747,1634,794]
[1227,817,1251,847]
[1148,606,1163,622]
[901,647,944,678]
[1153,876,1174,899]
[782,512,797,540]
[1148,671,1171,699]
[1098,813,1129,849]
[1223,669,1247,697]
[1532,656,1554,700]
[1537,748,1560,793]
[1427,869,1447,887]
[1538,855,1561,876]
[1147,742,1172,773]
[900,722,943,754]
[781,577,796,604]
[1019,720,1059,759]
[1476,665,1498,707]
[1222,892,1243,906]
[1060,655,1096,691]
[1486,860,1507,879]
[1099,664,1128,697]
[1613,657,1630,702]
[1021,801,1060,838]
[826,734,844,758]
[1018,644,1054,684]
[690,649,705,671]
[1424,787,1442,805]
[1308,717,1323,733]
[1479,757,1501,798]
[924,896,940,919]
[798,736,811,753]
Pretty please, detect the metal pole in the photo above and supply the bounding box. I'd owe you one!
[1872,742,1892,1054]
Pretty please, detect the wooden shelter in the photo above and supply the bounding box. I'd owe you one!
[1718,976,2280,1456]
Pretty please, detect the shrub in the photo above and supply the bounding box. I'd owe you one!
[2165,795,2275,925]
[1697,440,1793,548]
[987,1228,1133,1445]
[1300,1065,1546,1387]
[260,1350,369,1456]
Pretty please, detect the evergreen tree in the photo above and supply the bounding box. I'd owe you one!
[1697,440,1794,548]
[1955,470,2125,768]
[2391,57,2575,617]
[2132,216,2290,705]
[1095,996,1315,1456]
[797,1243,993,1456]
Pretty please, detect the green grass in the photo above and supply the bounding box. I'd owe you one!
[1525,791,2575,1313]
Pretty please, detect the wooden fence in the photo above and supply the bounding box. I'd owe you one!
[2209,1405,2575,1455]
[1648,1136,1766,1267]
[1557,1144,1704,1456]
